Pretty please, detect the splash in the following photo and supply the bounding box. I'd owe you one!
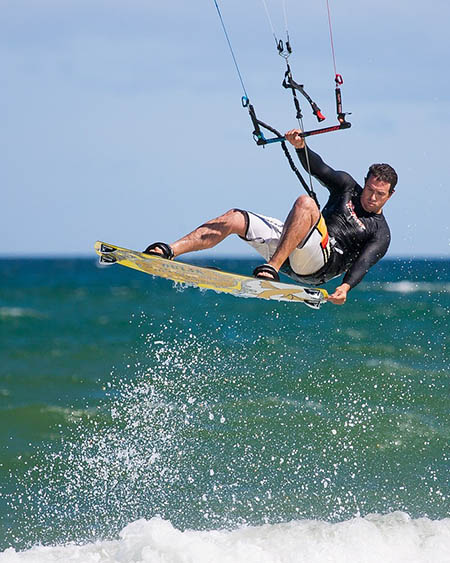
[5,310,449,549]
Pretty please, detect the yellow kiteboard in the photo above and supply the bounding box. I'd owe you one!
[94,241,328,309]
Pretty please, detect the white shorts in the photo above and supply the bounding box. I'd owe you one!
[241,210,331,276]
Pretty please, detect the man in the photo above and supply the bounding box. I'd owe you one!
[145,129,397,305]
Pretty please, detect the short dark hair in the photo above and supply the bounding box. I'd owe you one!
[365,163,398,194]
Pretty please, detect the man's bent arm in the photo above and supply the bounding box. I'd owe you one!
[295,147,353,194]
[328,235,388,305]
[343,234,390,289]
[285,129,351,193]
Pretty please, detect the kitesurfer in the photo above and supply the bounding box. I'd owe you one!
[144,130,397,305]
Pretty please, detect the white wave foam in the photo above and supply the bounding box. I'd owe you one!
[383,281,450,294]
[2,512,450,563]
[0,307,44,319]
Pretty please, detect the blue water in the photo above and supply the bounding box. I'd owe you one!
[0,256,449,561]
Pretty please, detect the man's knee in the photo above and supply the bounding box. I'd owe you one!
[293,195,320,219]
[293,194,317,209]
[202,208,247,237]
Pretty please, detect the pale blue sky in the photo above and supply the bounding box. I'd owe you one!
[2,0,449,257]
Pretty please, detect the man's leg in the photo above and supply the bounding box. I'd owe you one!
[147,209,247,258]
[266,195,320,272]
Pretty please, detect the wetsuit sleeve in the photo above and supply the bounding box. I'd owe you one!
[343,228,391,289]
[296,147,353,194]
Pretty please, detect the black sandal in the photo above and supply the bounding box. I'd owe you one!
[143,242,174,260]
[252,263,280,282]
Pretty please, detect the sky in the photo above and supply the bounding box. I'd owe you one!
[1,0,449,258]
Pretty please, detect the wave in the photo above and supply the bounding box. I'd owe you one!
[0,404,96,429]
[382,281,450,294]
[0,307,44,320]
[1,513,449,563]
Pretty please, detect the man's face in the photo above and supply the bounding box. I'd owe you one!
[360,175,393,214]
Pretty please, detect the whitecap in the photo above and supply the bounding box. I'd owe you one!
[383,281,450,294]
[0,307,44,320]
[2,513,450,563]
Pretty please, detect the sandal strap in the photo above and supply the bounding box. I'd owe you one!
[252,263,280,282]
[143,242,174,260]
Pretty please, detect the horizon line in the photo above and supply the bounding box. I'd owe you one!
[0,253,449,261]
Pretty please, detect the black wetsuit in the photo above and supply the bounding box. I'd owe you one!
[281,147,391,288]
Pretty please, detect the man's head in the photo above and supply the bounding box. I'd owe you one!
[361,163,398,214]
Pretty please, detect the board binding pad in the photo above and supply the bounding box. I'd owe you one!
[95,241,328,309]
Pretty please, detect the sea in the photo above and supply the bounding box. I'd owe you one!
[0,255,449,563]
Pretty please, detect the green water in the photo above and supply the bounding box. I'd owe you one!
[0,257,448,550]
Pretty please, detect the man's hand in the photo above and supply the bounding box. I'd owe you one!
[285,129,305,150]
[327,283,351,305]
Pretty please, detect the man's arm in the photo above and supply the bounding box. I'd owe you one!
[285,129,352,194]
[328,232,390,305]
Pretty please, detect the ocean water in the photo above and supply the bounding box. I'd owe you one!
[0,256,449,562]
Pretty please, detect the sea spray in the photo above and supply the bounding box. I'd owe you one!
[5,307,448,550]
